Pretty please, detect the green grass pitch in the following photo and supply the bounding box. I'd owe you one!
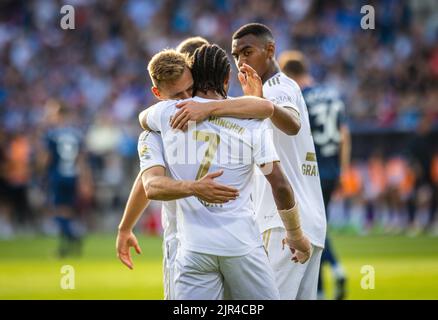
[1,233,437,299]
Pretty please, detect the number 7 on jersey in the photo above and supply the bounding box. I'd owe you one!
[193,130,220,180]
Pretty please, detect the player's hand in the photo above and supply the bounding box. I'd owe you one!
[191,170,239,203]
[171,101,212,131]
[238,63,263,97]
[116,230,142,270]
[282,236,312,264]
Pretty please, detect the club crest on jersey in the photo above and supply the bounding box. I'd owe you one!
[140,144,150,159]
[302,152,319,177]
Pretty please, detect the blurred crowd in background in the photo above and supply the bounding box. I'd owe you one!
[0,0,437,239]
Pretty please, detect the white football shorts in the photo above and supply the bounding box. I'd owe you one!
[174,245,280,300]
[263,227,323,300]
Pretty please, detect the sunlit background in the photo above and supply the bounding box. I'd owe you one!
[0,0,437,299]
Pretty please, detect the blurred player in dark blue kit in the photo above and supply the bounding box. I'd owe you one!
[279,51,351,300]
[42,100,88,258]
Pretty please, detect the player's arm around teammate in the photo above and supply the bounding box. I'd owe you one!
[170,96,273,130]
[116,167,238,269]
[142,166,238,203]
[166,65,275,131]
[168,62,301,136]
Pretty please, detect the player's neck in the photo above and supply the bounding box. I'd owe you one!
[261,61,280,84]
[195,90,223,100]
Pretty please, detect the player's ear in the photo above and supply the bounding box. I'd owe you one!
[224,71,230,86]
[266,42,275,60]
[151,86,162,100]
[224,71,231,92]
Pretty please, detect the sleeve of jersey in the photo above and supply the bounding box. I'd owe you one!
[252,121,280,166]
[265,84,300,115]
[145,103,165,132]
[137,131,166,174]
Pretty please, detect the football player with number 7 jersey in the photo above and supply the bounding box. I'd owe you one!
[141,44,312,300]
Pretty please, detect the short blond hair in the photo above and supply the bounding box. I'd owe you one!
[147,49,191,88]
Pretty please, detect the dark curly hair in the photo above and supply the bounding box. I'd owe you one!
[191,44,230,99]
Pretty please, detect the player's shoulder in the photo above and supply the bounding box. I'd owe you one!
[148,99,177,113]
[141,100,179,120]
[141,100,178,130]
[138,130,164,159]
[139,129,155,141]
[264,72,300,93]
[315,83,338,95]
[324,85,342,101]
[206,115,264,138]
[138,129,162,144]
[305,84,342,103]
[237,118,269,134]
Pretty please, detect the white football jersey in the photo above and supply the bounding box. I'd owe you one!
[146,96,279,256]
[254,72,327,248]
[138,130,177,242]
